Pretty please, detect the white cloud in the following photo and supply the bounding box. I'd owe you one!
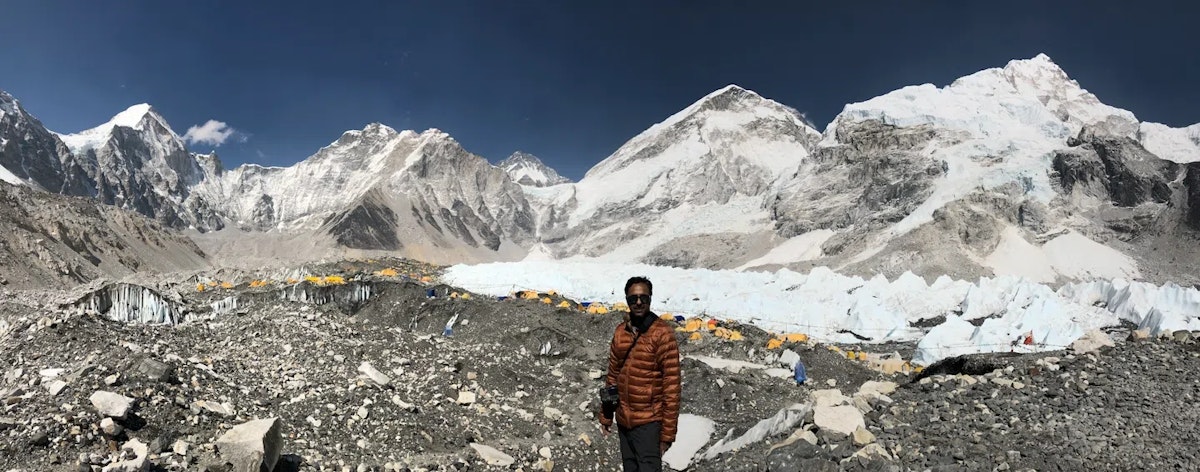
[182,120,246,147]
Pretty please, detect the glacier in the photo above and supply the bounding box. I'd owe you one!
[443,260,1200,365]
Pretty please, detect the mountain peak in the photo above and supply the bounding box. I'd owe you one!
[998,53,1139,133]
[361,122,398,135]
[109,103,157,129]
[56,103,176,153]
[693,84,762,111]
[499,151,570,187]
[502,151,541,164]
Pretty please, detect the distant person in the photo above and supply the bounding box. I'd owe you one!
[597,276,681,472]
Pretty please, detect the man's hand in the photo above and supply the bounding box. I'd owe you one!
[600,422,611,437]
[660,441,672,454]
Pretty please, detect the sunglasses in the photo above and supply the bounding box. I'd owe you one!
[625,294,651,306]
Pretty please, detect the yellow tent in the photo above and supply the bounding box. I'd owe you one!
[521,291,541,300]
[681,319,704,333]
[541,297,552,304]
[557,300,571,308]
[587,304,609,314]
[766,338,783,350]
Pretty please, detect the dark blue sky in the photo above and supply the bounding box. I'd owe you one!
[1,1,1196,179]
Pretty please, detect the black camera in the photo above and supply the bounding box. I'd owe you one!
[599,385,619,419]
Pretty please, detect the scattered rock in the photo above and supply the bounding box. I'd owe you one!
[28,431,50,447]
[357,362,391,387]
[45,380,67,396]
[39,368,65,378]
[195,400,235,417]
[778,349,801,369]
[90,391,135,420]
[811,389,850,408]
[100,417,123,436]
[851,443,893,461]
[813,405,864,436]
[172,440,190,456]
[852,426,875,446]
[857,380,898,396]
[101,439,148,472]
[1072,329,1116,354]
[456,391,476,405]
[214,418,283,472]
[132,357,175,383]
[468,443,514,466]
[1129,328,1151,341]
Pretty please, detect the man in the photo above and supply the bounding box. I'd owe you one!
[598,276,681,472]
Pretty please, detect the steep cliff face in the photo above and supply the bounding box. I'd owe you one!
[57,104,210,229]
[0,91,92,195]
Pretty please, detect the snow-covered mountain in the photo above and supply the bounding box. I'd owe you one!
[498,151,570,187]
[763,54,1200,284]
[2,53,1198,285]
[533,85,823,266]
[55,104,217,229]
[186,124,537,265]
[0,91,92,195]
[525,56,1199,285]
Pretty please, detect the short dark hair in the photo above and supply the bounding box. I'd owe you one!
[624,276,652,295]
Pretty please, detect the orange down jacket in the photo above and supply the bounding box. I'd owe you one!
[598,312,682,443]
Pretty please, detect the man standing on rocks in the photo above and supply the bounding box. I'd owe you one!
[598,276,681,472]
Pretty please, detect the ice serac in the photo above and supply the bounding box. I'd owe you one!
[0,90,93,195]
[57,104,215,229]
[499,151,570,187]
[538,84,822,267]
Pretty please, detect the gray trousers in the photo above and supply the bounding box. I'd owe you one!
[618,421,662,472]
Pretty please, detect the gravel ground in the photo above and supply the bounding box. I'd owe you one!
[1,268,880,471]
[3,260,1196,471]
[873,337,1200,471]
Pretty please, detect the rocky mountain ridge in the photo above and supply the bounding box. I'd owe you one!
[2,53,1198,284]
